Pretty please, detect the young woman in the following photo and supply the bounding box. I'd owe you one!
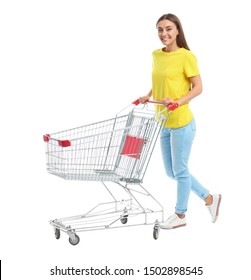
[139,14,221,229]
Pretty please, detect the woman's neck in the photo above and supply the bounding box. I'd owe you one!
[163,43,180,53]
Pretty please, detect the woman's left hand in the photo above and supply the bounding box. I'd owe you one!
[162,97,174,106]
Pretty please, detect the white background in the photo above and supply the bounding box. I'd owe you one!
[1,0,250,279]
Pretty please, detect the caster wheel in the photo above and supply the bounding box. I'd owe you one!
[69,234,80,246]
[55,228,60,239]
[121,217,128,224]
[153,225,160,240]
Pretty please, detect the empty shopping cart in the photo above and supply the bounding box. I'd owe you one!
[43,100,176,245]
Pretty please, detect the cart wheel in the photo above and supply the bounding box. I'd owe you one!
[69,234,80,246]
[153,224,160,240]
[55,228,60,240]
[121,217,128,224]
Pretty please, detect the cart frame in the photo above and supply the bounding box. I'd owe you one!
[44,100,176,245]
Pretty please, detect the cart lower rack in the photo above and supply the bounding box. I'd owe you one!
[43,100,175,245]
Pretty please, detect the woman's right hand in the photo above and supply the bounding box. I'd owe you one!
[138,95,150,104]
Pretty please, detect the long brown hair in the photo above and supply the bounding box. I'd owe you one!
[156,14,190,50]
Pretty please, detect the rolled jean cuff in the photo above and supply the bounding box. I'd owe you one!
[175,207,187,215]
[201,191,210,200]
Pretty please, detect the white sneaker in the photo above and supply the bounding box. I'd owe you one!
[207,194,222,223]
[160,213,186,229]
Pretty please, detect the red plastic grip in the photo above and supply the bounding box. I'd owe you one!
[58,140,71,147]
[43,134,50,142]
[132,99,140,106]
[167,102,178,111]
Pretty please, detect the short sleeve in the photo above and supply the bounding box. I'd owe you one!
[184,51,200,78]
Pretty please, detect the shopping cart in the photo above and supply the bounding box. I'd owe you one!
[43,100,177,245]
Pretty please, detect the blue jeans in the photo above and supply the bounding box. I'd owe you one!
[160,119,209,214]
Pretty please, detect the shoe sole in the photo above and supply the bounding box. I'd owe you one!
[213,194,222,223]
[160,223,187,230]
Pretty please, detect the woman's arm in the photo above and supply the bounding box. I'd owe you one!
[177,75,203,106]
[139,89,152,103]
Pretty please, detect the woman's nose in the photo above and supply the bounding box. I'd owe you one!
[162,30,168,36]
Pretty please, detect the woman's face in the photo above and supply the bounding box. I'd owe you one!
[157,19,179,49]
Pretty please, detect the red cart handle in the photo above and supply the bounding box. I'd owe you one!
[132,99,141,106]
[132,99,178,111]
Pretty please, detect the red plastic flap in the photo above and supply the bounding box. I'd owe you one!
[43,134,50,142]
[58,140,71,147]
[121,135,145,159]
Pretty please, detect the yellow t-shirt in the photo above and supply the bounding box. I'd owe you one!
[152,47,200,128]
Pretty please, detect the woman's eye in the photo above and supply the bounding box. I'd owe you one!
[157,28,172,33]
